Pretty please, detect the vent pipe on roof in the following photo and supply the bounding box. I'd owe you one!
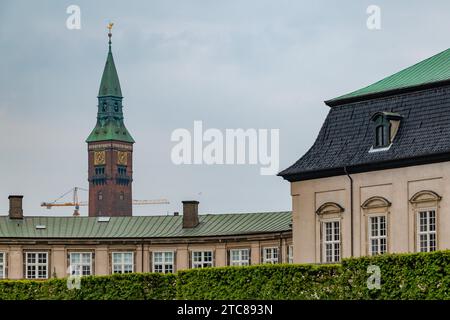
[8,195,24,220]
[182,201,199,228]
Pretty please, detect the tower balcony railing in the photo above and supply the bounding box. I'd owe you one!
[115,174,132,185]
[90,174,107,185]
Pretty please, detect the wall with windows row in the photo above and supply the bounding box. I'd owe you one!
[291,161,450,264]
[0,235,292,279]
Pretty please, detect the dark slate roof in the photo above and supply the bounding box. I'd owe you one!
[0,211,292,239]
[279,85,450,181]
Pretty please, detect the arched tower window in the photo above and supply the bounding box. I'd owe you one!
[98,191,103,201]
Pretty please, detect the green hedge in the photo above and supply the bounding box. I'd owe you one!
[177,250,450,300]
[1,250,450,300]
[176,264,342,299]
[340,250,450,300]
[0,273,176,300]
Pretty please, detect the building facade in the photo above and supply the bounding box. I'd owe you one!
[0,197,292,279]
[280,48,450,264]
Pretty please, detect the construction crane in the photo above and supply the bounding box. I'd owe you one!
[41,187,170,216]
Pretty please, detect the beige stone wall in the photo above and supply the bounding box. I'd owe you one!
[0,234,292,279]
[291,162,450,264]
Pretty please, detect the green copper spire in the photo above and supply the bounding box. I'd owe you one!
[86,24,134,143]
[98,24,122,97]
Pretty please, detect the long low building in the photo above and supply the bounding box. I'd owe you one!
[0,197,292,279]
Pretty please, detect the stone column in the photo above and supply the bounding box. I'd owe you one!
[95,246,109,275]
[8,246,23,279]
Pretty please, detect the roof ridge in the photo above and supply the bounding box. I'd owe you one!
[0,211,292,219]
[327,47,450,106]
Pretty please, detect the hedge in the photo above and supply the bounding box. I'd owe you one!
[176,264,342,299]
[0,273,176,300]
[1,250,450,300]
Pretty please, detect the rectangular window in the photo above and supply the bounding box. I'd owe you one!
[117,166,127,175]
[152,251,174,273]
[69,252,93,276]
[191,251,213,268]
[322,221,340,263]
[0,252,5,279]
[288,245,294,264]
[229,249,250,266]
[26,252,48,279]
[417,210,437,252]
[95,166,105,175]
[368,216,387,255]
[262,247,279,264]
[112,252,134,274]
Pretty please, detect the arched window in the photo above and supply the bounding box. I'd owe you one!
[316,202,344,263]
[98,191,103,201]
[410,190,442,253]
[370,112,402,149]
[119,192,124,201]
[361,196,391,256]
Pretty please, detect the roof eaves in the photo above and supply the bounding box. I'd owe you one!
[324,79,450,107]
[280,151,450,182]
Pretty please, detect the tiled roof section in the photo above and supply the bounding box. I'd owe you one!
[0,212,291,238]
[279,85,450,180]
[327,48,450,105]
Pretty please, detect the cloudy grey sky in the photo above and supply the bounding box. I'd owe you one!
[1,0,449,216]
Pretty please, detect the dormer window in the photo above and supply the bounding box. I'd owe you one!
[375,124,387,147]
[370,112,402,151]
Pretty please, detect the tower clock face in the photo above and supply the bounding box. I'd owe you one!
[117,151,128,165]
[94,151,106,165]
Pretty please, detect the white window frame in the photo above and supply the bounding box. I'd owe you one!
[112,252,134,274]
[191,250,213,268]
[0,252,5,279]
[262,247,279,264]
[417,209,437,252]
[368,215,387,256]
[322,220,341,263]
[288,245,294,264]
[69,252,93,276]
[26,252,48,279]
[152,251,175,273]
[229,249,250,266]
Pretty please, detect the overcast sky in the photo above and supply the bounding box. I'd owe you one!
[1,0,450,216]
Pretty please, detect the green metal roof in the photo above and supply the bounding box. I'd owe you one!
[86,121,135,143]
[0,212,291,239]
[98,50,122,97]
[328,48,450,104]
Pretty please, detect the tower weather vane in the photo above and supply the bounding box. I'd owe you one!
[107,22,114,49]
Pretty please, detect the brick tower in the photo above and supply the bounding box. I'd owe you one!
[86,25,134,217]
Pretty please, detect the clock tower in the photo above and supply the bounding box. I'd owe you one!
[86,25,135,217]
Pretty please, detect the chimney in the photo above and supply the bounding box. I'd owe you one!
[8,195,24,219]
[182,200,199,228]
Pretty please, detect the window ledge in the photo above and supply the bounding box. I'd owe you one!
[369,144,392,153]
